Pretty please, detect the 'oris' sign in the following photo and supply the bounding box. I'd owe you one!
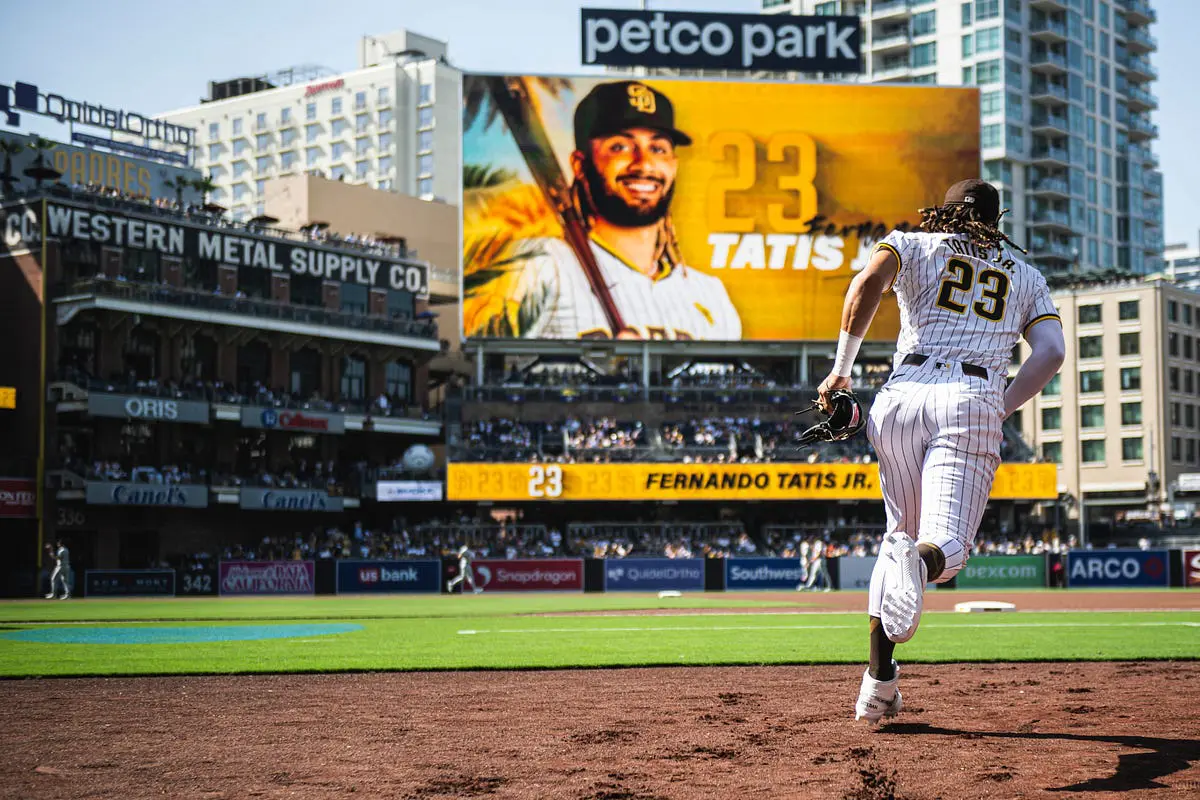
[87,393,210,424]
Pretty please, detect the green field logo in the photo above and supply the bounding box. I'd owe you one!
[957,555,1046,588]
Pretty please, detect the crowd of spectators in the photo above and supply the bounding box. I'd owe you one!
[88,462,202,485]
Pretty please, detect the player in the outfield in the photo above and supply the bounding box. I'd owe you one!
[816,179,1065,724]
[447,545,481,594]
[502,81,741,341]
[45,540,71,600]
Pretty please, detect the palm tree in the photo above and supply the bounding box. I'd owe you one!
[462,74,573,133]
[23,136,61,190]
[191,174,218,205]
[0,138,24,197]
[462,163,516,189]
[164,175,190,207]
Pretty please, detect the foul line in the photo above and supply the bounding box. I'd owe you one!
[458,621,1200,635]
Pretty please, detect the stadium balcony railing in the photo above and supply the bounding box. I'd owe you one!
[565,521,750,557]
[462,384,882,406]
[61,277,438,340]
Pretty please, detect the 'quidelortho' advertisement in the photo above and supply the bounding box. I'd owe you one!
[461,75,978,341]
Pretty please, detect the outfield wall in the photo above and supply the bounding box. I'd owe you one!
[64,551,1200,597]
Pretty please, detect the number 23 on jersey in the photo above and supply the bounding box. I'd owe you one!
[934,257,1010,321]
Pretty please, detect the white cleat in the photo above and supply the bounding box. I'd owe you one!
[855,661,903,725]
[880,532,927,643]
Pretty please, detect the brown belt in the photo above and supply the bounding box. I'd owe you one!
[902,354,988,380]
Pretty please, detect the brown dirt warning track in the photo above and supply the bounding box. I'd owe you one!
[0,590,1197,799]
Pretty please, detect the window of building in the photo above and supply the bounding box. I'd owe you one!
[340,355,367,402]
[356,113,370,133]
[306,102,317,121]
[1188,405,1196,429]
[418,177,433,196]
[975,0,999,21]
[378,87,389,105]
[1122,437,1143,461]
[255,179,265,196]
[1078,336,1103,359]
[356,160,369,179]
[332,142,347,159]
[1169,300,1179,322]
[982,124,1002,148]
[208,122,220,140]
[255,155,271,173]
[356,137,370,156]
[378,178,392,191]
[281,129,298,147]
[962,1,973,26]
[232,184,248,201]
[418,83,433,105]
[281,151,298,170]
[280,107,292,124]
[232,118,243,135]
[1121,367,1141,391]
[379,109,394,126]
[814,0,836,12]
[340,283,366,315]
[977,59,1002,84]
[331,97,342,115]
[1082,439,1106,463]
[911,10,935,36]
[418,130,433,152]
[355,91,367,110]
[1188,371,1196,395]
[1080,404,1105,428]
[306,124,321,143]
[962,65,976,85]
[207,143,222,161]
[1189,337,1196,360]
[1121,401,1141,426]
[332,119,349,136]
[378,155,393,173]
[1189,439,1197,464]
[911,43,936,68]
[1173,403,1182,425]
[305,147,321,167]
[1118,332,1139,356]
[1187,305,1195,326]
[379,132,393,150]
[1170,367,1180,392]
[1041,441,1062,463]
[1041,407,1062,430]
[1172,437,1182,462]
[976,26,1000,52]
[386,362,413,404]
[418,107,434,128]
[1117,299,1138,320]
[233,140,249,157]
[1079,370,1104,393]
[1043,373,1061,396]
[417,153,433,176]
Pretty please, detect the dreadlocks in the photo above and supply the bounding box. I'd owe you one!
[918,203,1027,254]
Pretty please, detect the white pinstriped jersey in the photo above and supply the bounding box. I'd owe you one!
[876,230,1059,372]
[510,235,742,340]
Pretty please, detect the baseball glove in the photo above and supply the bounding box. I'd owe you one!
[796,389,867,445]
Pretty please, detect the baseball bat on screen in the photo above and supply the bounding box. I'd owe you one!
[483,75,626,335]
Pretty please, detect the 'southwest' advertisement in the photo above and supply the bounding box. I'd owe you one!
[461,75,978,341]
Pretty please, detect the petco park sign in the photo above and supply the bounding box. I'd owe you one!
[580,9,861,72]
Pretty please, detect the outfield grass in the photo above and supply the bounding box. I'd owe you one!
[0,594,1196,678]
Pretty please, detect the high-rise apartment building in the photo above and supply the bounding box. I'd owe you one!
[157,29,460,222]
[763,0,1163,275]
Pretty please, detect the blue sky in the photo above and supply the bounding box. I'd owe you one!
[2,0,1194,246]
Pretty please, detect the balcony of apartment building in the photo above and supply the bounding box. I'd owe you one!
[1143,198,1164,222]
[1122,55,1157,83]
[1127,115,1158,142]
[1125,27,1157,54]
[1143,172,1163,198]
[1027,206,1073,234]
[1030,78,1069,107]
[1125,85,1158,113]
[1031,109,1070,137]
[1029,236,1076,266]
[871,0,912,22]
[1030,0,1067,11]
[1031,139,1070,168]
[1028,175,1070,200]
[1118,0,1156,26]
[872,54,911,82]
[1029,15,1067,43]
[870,25,910,55]
[1030,45,1068,76]
[1127,143,1159,169]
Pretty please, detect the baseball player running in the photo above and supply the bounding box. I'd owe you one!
[504,81,741,341]
[446,545,481,594]
[815,180,1065,724]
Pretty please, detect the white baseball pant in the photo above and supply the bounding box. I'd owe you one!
[864,360,1004,616]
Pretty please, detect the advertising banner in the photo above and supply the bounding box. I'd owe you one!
[836,555,937,591]
[336,560,442,593]
[84,569,175,597]
[88,393,210,424]
[1066,549,1170,588]
[447,462,1056,502]
[726,557,805,590]
[472,558,584,592]
[0,131,199,197]
[85,481,208,508]
[956,555,1047,589]
[2,200,429,296]
[179,566,218,595]
[218,560,316,595]
[579,9,862,72]
[0,477,36,518]
[1182,550,1200,588]
[376,481,443,502]
[461,75,978,341]
[603,558,704,591]
[239,488,344,512]
[239,406,346,434]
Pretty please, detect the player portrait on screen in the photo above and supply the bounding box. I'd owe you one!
[465,80,741,341]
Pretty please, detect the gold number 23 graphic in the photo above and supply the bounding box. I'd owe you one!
[934,258,1010,321]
